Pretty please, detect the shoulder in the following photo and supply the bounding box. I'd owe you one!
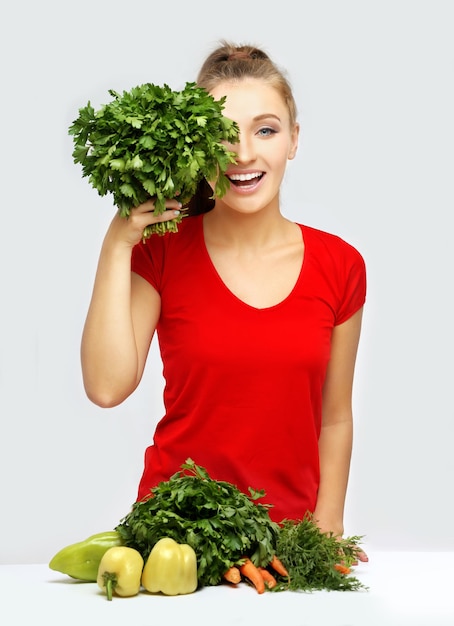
[160,213,203,247]
[297,224,366,323]
[140,213,203,256]
[135,214,202,255]
[299,224,365,269]
[131,215,203,288]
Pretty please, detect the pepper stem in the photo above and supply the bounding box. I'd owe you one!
[102,572,118,601]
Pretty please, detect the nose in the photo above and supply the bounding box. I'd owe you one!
[229,132,255,165]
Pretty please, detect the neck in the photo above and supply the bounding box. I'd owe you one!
[204,204,290,249]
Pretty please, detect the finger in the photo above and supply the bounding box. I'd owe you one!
[149,208,182,223]
[134,198,182,215]
[356,549,369,562]
[351,550,369,567]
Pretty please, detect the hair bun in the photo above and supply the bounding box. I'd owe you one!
[227,50,252,61]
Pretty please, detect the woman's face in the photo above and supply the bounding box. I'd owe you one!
[209,78,299,215]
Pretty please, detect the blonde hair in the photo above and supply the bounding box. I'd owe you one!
[197,40,298,127]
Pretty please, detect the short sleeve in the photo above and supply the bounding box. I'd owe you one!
[131,236,166,292]
[335,247,367,325]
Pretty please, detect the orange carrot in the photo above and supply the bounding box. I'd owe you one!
[223,566,241,585]
[239,559,265,594]
[269,555,289,578]
[258,567,277,589]
[334,564,351,575]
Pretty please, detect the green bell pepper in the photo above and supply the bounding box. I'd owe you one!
[49,530,123,581]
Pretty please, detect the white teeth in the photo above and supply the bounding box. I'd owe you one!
[229,172,262,181]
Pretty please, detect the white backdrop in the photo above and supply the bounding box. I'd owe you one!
[1,0,453,564]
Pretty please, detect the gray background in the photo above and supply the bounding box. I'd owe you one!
[1,0,453,563]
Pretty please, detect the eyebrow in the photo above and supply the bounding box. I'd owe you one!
[253,113,282,122]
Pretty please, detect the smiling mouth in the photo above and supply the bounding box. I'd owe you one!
[228,172,264,187]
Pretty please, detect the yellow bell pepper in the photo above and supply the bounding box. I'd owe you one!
[97,546,144,601]
[141,537,198,596]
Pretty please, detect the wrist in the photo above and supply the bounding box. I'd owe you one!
[103,212,145,251]
[101,228,136,258]
[312,510,344,537]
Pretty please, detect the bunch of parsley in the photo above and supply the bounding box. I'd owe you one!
[68,82,239,238]
[115,459,280,587]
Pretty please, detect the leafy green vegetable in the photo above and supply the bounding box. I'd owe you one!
[115,460,367,592]
[115,459,280,587]
[274,517,367,592]
[68,82,239,238]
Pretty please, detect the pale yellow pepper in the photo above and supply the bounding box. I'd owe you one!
[141,537,198,596]
[97,546,144,601]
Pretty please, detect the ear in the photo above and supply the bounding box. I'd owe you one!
[288,122,300,160]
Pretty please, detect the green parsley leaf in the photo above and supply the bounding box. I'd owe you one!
[69,83,240,237]
[115,459,280,587]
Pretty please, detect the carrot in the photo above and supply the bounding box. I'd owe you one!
[223,566,241,585]
[239,559,266,594]
[269,555,289,578]
[258,567,277,589]
[334,564,351,575]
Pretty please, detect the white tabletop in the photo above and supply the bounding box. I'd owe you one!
[1,551,453,626]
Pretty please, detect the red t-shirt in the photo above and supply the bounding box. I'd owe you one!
[131,214,366,523]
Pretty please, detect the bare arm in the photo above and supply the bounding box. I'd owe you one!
[313,307,363,537]
[81,201,181,407]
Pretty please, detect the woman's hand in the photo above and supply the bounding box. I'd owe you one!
[105,198,182,248]
[353,548,369,563]
[314,516,369,564]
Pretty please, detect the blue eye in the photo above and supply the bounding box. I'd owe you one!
[257,127,277,137]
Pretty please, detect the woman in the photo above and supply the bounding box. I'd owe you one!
[81,41,367,548]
